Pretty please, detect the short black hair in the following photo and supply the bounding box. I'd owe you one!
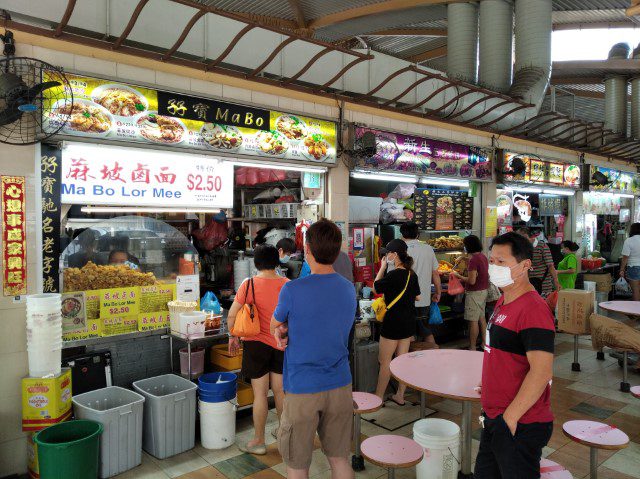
[306,219,342,265]
[561,240,579,252]
[631,223,640,238]
[108,249,128,262]
[253,244,280,271]
[490,232,533,262]
[276,238,296,254]
[463,235,483,254]
[400,222,420,240]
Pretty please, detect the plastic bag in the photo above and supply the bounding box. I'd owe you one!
[429,303,443,325]
[545,290,558,312]
[200,291,221,314]
[192,220,228,251]
[447,274,465,295]
[615,277,632,297]
[388,183,416,200]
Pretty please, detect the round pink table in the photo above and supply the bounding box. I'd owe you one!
[540,458,572,479]
[361,435,423,479]
[563,420,629,479]
[631,386,640,399]
[598,301,640,392]
[390,350,482,478]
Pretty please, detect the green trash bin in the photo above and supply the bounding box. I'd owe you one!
[34,420,103,479]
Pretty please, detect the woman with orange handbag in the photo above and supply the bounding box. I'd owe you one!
[372,239,421,406]
[227,244,288,455]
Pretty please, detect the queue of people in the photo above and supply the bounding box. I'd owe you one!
[224,219,572,478]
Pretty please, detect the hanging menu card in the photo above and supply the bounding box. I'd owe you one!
[414,189,474,231]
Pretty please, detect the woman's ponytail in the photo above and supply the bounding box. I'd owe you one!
[397,251,415,273]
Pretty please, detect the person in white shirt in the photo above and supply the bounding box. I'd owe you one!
[399,222,442,348]
[620,222,640,301]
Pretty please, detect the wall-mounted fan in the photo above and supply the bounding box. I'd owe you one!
[0,56,72,145]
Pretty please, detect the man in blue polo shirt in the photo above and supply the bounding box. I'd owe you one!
[271,219,356,479]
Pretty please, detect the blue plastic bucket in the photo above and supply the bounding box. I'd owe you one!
[198,372,237,403]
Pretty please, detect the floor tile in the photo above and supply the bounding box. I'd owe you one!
[245,469,285,479]
[619,402,640,418]
[151,450,210,478]
[272,449,331,477]
[255,443,285,468]
[602,442,640,478]
[363,401,434,431]
[194,444,244,466]
[213,454,268,479]
[432,399,463,415]
[117,452,170,479]
[594,465,640,479]
[570,401,616,420]
[175,466,226,479]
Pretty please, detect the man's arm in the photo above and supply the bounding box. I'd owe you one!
[431,270,441,303]
[502,350,554,434]
[620,255,628,278]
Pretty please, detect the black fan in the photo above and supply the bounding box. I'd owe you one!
[590,170,611,187]
[504,155,527,177]
[0,57,72,145]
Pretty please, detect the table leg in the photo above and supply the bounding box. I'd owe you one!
[572,335,581,372]
[420,391,426,419]
[590,447,598,479]
[169,335,173,373]
[459,401,473,478]
[188,341,192,380]
[596,350,605,361]
[621,351,631,393]
[351,414,365,471]
[387,468,395,479]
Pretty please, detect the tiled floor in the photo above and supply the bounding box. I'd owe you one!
[120,333,640,479]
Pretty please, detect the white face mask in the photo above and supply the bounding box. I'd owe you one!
[488,264,515,288]
[533,238,539,248]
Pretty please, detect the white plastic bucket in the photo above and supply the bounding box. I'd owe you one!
[28,347,62,377]
[413,419,461,479]
[180,312,206,338]
[199,399,236,449]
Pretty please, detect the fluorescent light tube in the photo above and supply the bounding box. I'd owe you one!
[350,171,418,183]
[510,187,542,193]
[81,207,222,214]
[230,160,327,173]
[542,189,576,196]
[420,177,469,187]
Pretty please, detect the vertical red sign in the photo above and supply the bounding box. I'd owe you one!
[2,176,27,296]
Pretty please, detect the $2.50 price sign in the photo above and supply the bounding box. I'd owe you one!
[100,287,140,318]
[186,174,223,192]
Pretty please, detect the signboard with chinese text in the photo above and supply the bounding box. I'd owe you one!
[2,176,27,296]
[539,195,567,216]
[61,142,234,208]
[588,165,639,195]
[503,152,581,187]
[414,189,474,231]
[42,72,337,164]
[354,127,492,180]
[41,144,62,293]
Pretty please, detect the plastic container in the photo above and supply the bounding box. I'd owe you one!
[167,301,198,333]
[179,347,205,379]
[72,386,145,478]
[34,419,103,479]
[237,381,254,407]
[413,418,460,479]
[211,344,243,370]
[132,374,197,459]
[179,311,206,338]
[28,346,62,378]
[198,372,237,403]
[199,399,236,449]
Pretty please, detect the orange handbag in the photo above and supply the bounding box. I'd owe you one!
[230,278,261,337]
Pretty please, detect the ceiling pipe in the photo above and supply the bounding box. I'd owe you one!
[446,2,478,84]
[604,43,631,139]
[479,0,513,93]
[630,43,640,140]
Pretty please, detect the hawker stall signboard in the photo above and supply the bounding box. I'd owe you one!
[414,189,474,231]
[2,176,27,296]
[61,142,234,208]
[354,127,492,180]
[502,152,581,187]
[588,165,640,195]
[42,72,337,164]
[41,144,62,293]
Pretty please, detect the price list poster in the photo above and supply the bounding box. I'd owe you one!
[41,144,62,293]
[2,175,27,296]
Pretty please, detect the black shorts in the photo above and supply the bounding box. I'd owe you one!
[241,340,284,380]
[415,306,433,337]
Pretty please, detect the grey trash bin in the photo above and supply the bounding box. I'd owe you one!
[72,386,145,478]
[132,374,197,459]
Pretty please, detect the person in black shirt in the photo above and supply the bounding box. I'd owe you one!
[373,239,421,405]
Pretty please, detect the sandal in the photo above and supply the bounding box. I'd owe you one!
[389,396,406,407]
[239,442,267,455]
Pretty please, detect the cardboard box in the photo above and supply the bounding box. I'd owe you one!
[557,289,595,335]
[583,273,612,293]
[22,369,72,431]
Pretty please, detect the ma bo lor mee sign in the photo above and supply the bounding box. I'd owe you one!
[61,142,234,208]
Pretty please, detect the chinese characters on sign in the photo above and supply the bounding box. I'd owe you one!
[2,176,27,296]
[41,144,62,293]
[61,143,234,208]
[503,152,581,187]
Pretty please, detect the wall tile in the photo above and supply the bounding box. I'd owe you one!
[0,436,28,478]
[116,63,156,84]
[0,394,25,444]
[14,43,33,57]
[33,46,75,70]
[251,91,279,109]
[0,308,27,356]
[156,71,188,91]
[222,85,252,103]
[190,78,223,98]
[0,351,29,400]
[278,97,304,114]
[75,56,118,78]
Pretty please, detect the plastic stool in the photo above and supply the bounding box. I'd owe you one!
[361,435,423,479]
[541,458,573,478]
[631,386,640,399]
[351,392,383,471]
[563,420,629,479]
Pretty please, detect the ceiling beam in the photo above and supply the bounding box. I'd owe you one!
[553,59,640,72]
[551,76,604,85]
[287,0,307,29]
[627,0,640,17]
[553,21,637,31]
[407,45,447,63]
[362,28,447,36]
[54,0,77,37]
[308,0,464,30]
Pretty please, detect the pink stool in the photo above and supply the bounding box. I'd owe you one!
[540,458,573,478]
[563,420,629,479]
[361,435,424,479]
[352,392,383,471]
[631,386,640,399]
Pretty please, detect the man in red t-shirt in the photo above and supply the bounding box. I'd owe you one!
[475,232,555,479]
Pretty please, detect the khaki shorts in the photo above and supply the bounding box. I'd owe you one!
[278,384,353,470]
[465,289,488,321]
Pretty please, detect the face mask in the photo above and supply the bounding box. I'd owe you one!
[280,255,291,264]
[532,239,539,248]
[463,247,467,254]
[488,264,515,288]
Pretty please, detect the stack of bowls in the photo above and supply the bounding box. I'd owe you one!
[26,294,62,377]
